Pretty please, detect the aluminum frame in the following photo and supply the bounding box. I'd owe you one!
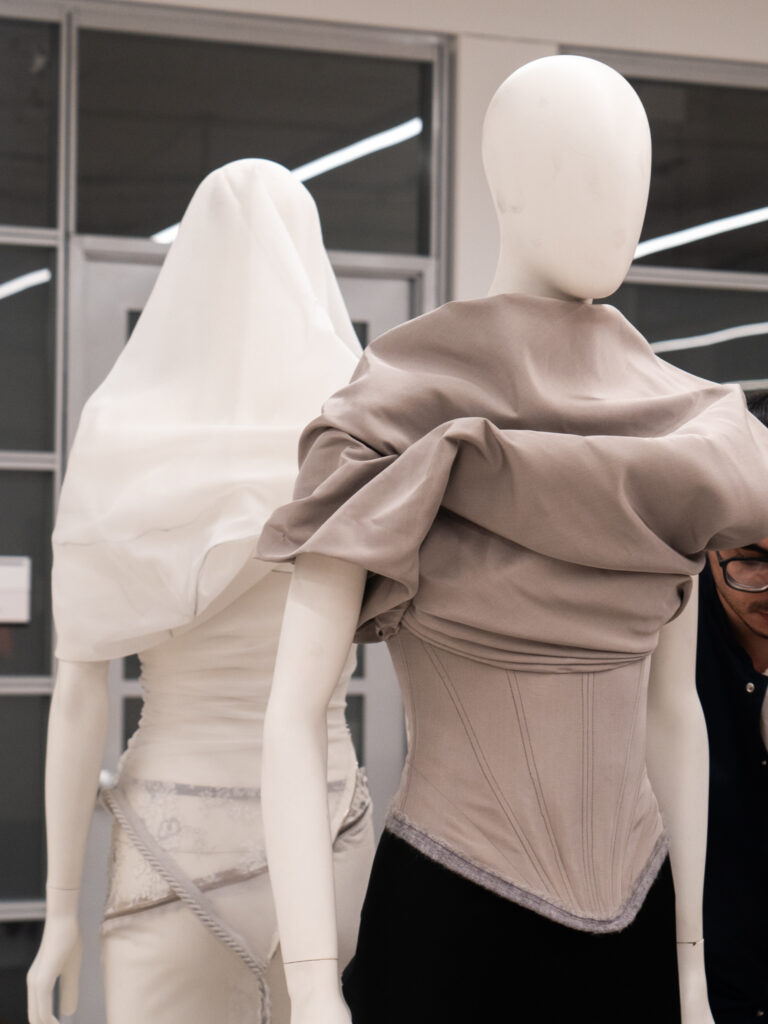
[569,45,768,91]
[0,6,67,696]
[567,43,768,368]
[0,900,47,922]
[66,0,448,273]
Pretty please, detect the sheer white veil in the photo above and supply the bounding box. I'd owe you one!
[53,159,361,661]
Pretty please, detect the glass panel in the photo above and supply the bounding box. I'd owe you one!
[608,283,768,384]
[353,646,365,679]
[345,694,364,765]
[352,320,369,349]
[0,696,49,899]
[0,472,53,675]
[78,29,432,253]
[123,654,141,680]
[0,246,56,451]
[0,920,46,1022]
[127,309,141,338]
[632,78,768,272]
[0,18,59,228]
[123,695,143,749]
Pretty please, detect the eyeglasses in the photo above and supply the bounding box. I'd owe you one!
[715,552,768,593]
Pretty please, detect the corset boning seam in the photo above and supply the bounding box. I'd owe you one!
[387,624,665,933]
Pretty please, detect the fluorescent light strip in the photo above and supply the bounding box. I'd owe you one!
[151,223,180,245]
[651,320,768,354]
[635,206,768,260]
[0,267,52,301]
[151,116,424,245]
[291,116,423,182]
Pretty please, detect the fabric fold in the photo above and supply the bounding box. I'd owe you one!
[53,159,361,661]
[258,293,768,664]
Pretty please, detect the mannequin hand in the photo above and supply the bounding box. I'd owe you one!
[285,960,352,1024]
[27,891,82,1024]
[677,942,715,1024]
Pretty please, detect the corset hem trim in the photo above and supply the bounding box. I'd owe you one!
[386,809,669,934]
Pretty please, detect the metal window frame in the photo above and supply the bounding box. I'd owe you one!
[0,677,54,695]
[566,45,768,91]
[0,900,46,922]
[70,0,443,60]
[0,2,61,19]
[0,672,52,917]
[0,0,448,926]
[565,45,768,296]
[68,1,448,273]
[0,7,67,702]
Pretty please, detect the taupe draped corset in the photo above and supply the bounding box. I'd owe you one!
[258,293,768,930]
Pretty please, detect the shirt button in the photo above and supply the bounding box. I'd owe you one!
[746,682,756,693]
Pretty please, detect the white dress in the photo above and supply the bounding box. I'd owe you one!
[100,566,374,1024]
[48,160,370,1023]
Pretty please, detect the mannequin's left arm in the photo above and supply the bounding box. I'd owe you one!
[646,576,714,1024]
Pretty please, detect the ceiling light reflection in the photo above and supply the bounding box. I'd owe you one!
[0,267,52,301]
[151,116,424,245]
[635,207,768,261]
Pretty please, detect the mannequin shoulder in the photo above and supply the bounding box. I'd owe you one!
[363,296,515,371]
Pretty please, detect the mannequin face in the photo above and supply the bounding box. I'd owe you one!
[483,56,651,301]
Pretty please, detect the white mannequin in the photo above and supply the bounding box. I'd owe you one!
[261,56,714,1023]
[27,160,374,1024]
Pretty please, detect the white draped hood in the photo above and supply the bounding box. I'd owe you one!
[53,159,361,661]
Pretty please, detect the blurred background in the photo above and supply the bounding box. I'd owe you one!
[1,1,767,1019]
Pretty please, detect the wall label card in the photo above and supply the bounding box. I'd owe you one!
[0,556,32,623]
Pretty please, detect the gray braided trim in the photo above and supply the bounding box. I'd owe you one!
[101,786,271,1024]
[387,810,669,935]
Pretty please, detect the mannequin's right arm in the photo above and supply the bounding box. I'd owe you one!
[27,659,109,1024]
[262,553,366,1024]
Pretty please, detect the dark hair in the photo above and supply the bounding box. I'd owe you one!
[746,389,768,430]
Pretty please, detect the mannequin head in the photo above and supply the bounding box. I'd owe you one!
[52,158,362,657]
[482,55,651,302]
[242,160,331,295]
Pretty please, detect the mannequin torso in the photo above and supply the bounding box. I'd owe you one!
[27,160,374,1024]
[256,57,768,1024]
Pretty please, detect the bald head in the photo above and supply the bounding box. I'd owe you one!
[482,56,651,301]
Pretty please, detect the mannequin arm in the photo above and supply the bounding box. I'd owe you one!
[27,659,109,1024]
[262,553,366,1024]
[646,577,714,1024]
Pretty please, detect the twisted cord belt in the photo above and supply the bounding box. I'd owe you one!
[101,784,271,1024]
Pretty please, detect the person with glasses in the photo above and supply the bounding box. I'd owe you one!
[696,389,768,1024]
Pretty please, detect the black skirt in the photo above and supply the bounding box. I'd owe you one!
[342,830,681,1024]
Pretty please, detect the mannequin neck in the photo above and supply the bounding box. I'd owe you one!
[487,244,592,303]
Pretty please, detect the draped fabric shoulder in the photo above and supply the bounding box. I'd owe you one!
[53,159,361,661]
[257,294,768,664]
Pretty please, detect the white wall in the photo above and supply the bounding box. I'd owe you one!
[113,0,768,64]
[109,0,768,298]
